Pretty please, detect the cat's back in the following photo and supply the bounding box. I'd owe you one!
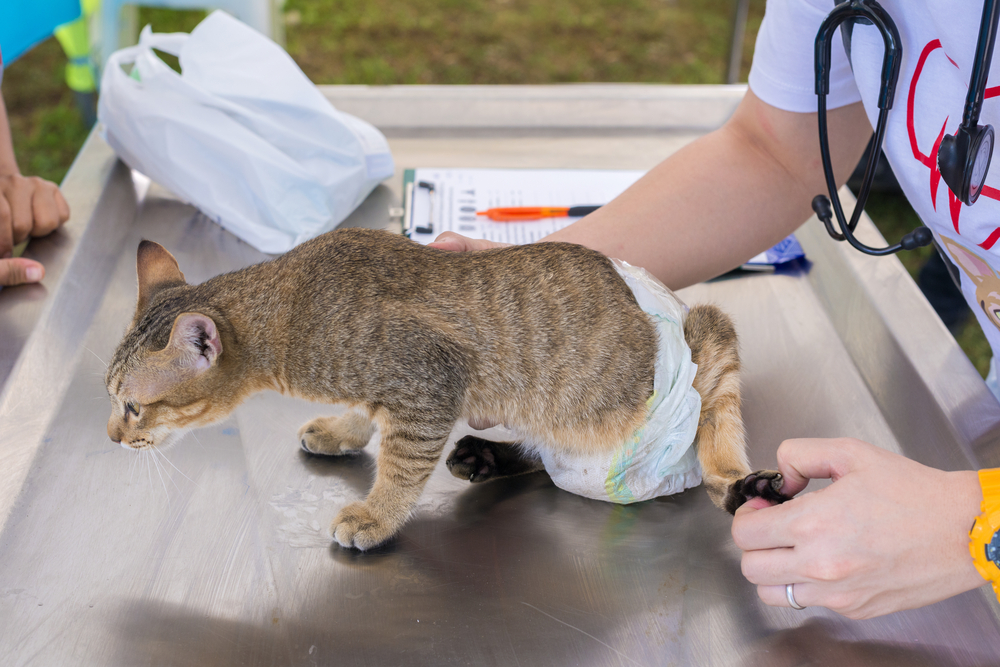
[285,227,642,315]
[296,228,655,391]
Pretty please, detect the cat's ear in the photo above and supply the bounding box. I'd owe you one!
[167,313,222,371]
[136,240,186,314]
[122,313,222,403]
[943,237,995,286]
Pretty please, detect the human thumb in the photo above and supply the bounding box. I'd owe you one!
[0,257,44,286]
[428,232,466,252]
[733,495,775,518]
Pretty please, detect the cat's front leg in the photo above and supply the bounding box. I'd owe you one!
[331,415,450,550]
[299,410,375,455]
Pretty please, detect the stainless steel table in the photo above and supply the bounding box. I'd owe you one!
[3,84,1000,666]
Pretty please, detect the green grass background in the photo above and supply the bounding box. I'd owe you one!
[3,0,989,375]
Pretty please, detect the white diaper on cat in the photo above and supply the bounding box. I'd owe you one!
[536,260,703,503]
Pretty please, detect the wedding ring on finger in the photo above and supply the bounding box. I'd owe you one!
[786,583,806,610]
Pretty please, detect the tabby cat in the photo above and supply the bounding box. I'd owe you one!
[105,228,783,550]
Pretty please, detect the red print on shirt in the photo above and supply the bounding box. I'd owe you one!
[907,39,1000,248]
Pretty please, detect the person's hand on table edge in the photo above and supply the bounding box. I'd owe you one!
[0,255,44,286]
[0,173,70,287]
[731,437,986,620]
[428,232,511,253]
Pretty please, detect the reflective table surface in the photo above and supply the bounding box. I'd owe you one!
[2,85,1000,666]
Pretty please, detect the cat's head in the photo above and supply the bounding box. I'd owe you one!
[105,241,226,450]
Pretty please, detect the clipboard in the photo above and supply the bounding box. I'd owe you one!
[402,167,642,245]
[401,167,804,268]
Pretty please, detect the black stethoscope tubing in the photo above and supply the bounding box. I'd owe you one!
[816,97,898,255]
[813,0,997,256]
[965,0,1000,146]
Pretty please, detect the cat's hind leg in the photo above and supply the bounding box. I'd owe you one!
[299,410,375,455]
[446,436,543,482]
[684,304,786,514]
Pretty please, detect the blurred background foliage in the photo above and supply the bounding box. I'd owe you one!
[8,0,767,184]
[3,0,989,375]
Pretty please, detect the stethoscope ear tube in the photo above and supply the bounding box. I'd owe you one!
[813,0,933,256]
[814,1,901,107]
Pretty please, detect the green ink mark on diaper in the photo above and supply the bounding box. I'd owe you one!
[605,431,641,503]
[604,391,659,503]
[649,313,679,327]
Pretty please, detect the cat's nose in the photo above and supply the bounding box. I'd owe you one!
[107,421,122,444]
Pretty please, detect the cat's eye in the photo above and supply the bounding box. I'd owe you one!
[125,402,140,418]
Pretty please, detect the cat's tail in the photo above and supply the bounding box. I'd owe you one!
[684,304,756,512]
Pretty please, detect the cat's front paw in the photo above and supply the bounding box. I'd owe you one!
[724,469,786,515]
[330,502,395,551]
[299,413,374,456]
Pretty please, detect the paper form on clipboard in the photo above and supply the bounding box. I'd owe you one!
[401,167,804,268]
[403,167,642,244]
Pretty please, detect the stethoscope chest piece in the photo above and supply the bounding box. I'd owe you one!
[939,122,995,206]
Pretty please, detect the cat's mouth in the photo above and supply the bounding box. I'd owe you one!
[121,439,154,451]
[121,429,188,452]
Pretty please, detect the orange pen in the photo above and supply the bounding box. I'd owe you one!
[476,205,602,221]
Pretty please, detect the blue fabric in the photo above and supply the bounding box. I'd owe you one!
[0,0,81,64]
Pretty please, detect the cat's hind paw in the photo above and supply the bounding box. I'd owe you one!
[446,436,499,482]
[330,502,395,551]
[723,469,786,515]
[446,436,543,483]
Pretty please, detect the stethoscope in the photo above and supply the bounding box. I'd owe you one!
[812,0,1000,255]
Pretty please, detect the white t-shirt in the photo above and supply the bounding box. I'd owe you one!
[749,0,1000,383]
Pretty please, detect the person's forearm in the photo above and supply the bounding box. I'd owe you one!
[0,92,20,176]
[545,91,872,290]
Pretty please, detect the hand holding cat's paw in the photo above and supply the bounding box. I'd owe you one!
[724,470,786,514]
[331,502,394,550]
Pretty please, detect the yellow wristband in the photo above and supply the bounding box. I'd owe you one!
[980,468,1000,500]
[969,469,1000,596]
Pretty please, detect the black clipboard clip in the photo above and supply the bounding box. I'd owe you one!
[414,181,435,235]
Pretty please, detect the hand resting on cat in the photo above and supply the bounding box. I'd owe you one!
[105,228,783,550]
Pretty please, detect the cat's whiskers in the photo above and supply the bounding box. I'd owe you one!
[84,346,109,370]
[143,450,153,497]
[191,431,207,451]
[153,445,198,489]
[190,430,224,451]
[148,450,171,504]
[132,452,144,488]
[157,451,184,495]
[127,448,139,486]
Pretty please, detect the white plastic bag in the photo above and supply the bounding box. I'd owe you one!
[97,10,394,254]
